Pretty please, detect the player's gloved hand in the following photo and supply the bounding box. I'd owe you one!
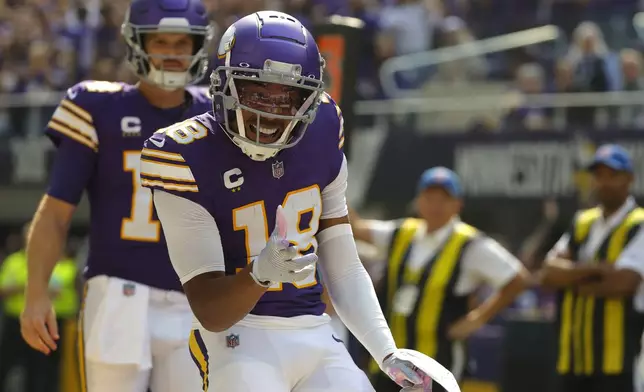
[382,350,433,391]
[250,205,317,286]
[381,349,461,392]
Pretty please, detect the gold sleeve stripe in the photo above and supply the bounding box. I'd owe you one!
[338,136,345,149]
[140,159,196,182]
[141,148,185,162]
[52,106,98,145]
[60,99,92,123]
[48,121,98,152]
[141,179,199,193]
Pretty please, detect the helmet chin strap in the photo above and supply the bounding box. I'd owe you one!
[147,64,190,90]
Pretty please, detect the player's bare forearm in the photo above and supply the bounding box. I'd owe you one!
[25,195,75,297]
[182,265,268,332]
[538,258,604,289]
[577,269,641,297]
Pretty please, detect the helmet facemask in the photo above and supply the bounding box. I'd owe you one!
[211,59,325,161]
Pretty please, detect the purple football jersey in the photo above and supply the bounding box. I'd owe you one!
[45,80,211,292]
[140,93,345,317]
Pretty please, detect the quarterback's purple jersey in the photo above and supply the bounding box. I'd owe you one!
[45,80,211,292]
[140,93,345,317]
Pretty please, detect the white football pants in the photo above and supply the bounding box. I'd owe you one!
[190,321,374,391]
[79,275,201,392]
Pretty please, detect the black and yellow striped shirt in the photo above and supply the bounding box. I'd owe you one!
[556,206,644,376]
[370,218,478,375]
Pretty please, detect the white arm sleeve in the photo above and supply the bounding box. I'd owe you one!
[318,223,397,366]
[319,155,396,364]
[153,190,225,284]
[321,154,349,220]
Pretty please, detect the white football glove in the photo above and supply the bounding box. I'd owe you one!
[382,349,461,392]
[250,205,317,286]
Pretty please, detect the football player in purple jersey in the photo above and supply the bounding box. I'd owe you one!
[20,0,215,390]
[141,11,459,392]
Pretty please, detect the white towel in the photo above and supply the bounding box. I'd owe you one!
[84,276,152,370]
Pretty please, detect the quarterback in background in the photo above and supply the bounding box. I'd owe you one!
[19,0,213,391]
[142,11,458,392]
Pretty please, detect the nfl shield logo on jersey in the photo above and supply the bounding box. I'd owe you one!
[226,333,240,349]
[272,161,285,179]
[122,282,136,297]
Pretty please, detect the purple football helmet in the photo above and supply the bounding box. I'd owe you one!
[122,0,214,90]
[210,11,326,161]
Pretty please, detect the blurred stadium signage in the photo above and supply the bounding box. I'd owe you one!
[455,141,574,197]
[367,128,644,209]
[363,128,644,250]
[455,135,644,197]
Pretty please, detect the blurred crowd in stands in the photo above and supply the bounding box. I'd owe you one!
[1,0,644,136]
[0,1,642,95]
